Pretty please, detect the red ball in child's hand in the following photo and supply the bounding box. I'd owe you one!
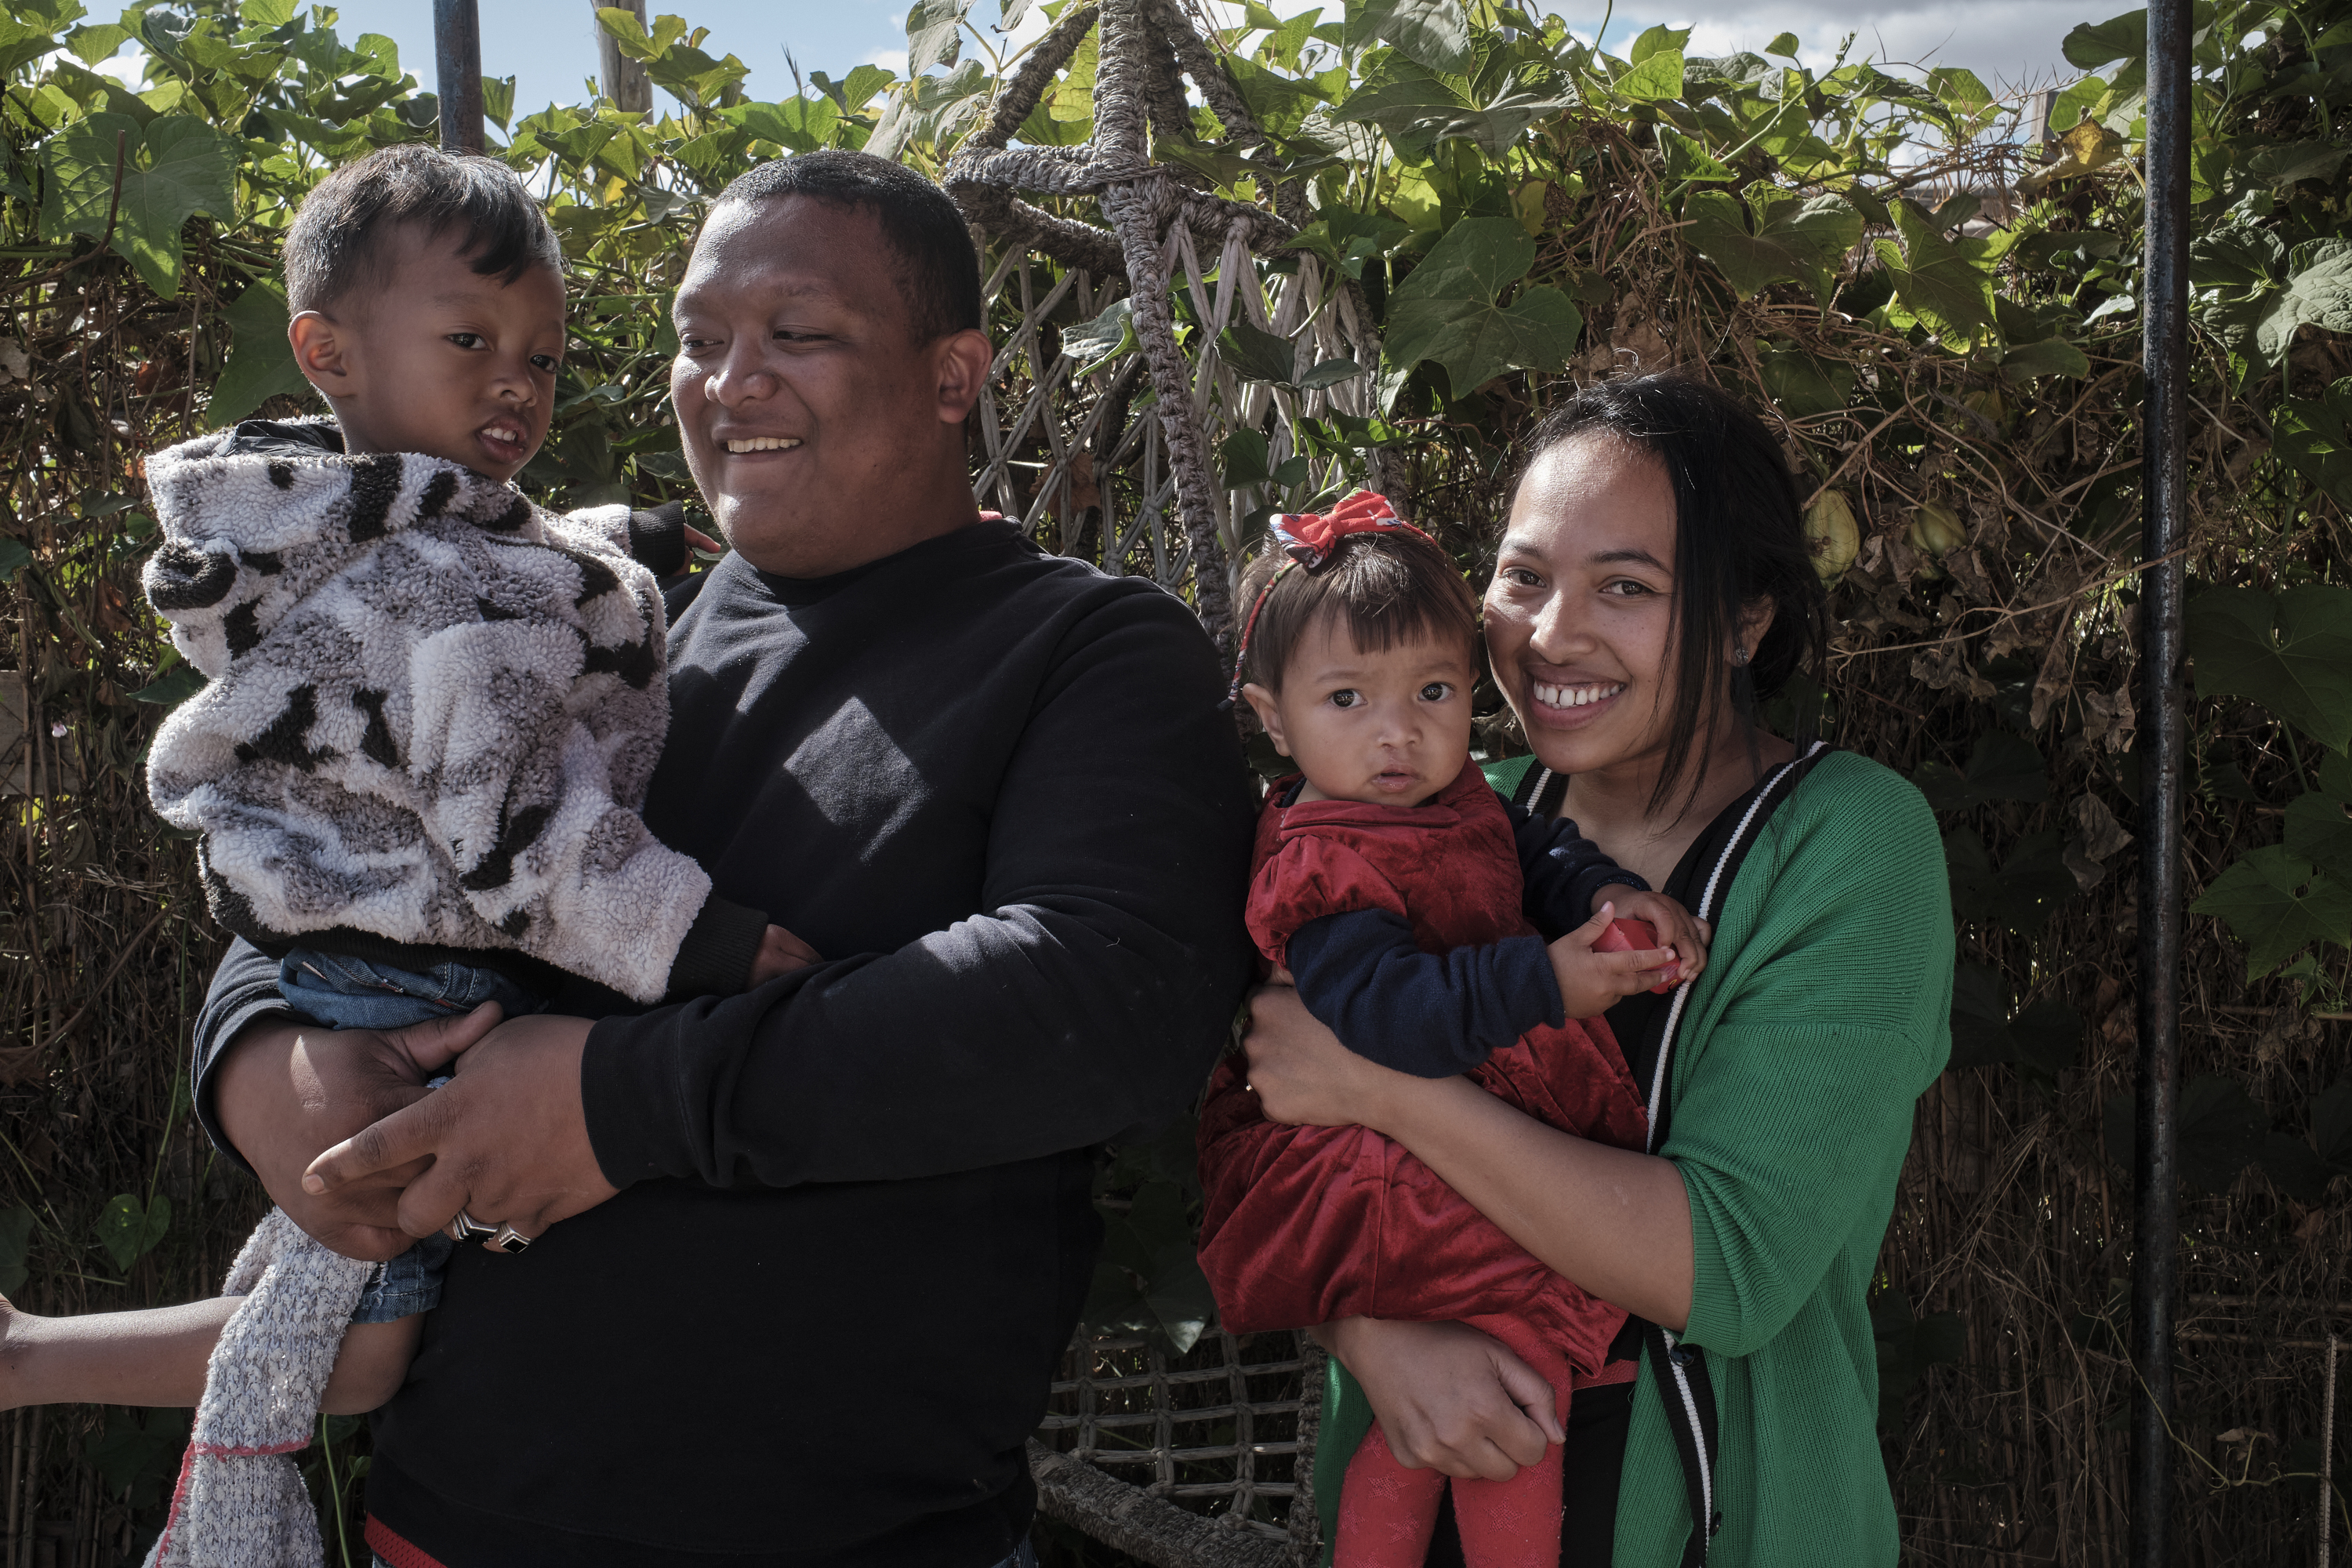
[1593,916,1675,995]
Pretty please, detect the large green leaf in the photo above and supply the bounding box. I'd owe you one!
[2256,240,2352,370]
[1218,319,1300,384]
[1945,827,2078,934]
[729,96,843,154]
[1349,0,1470,74]
[1870,1287,1965,1432]
[2249,141,2348,190]
[2283,750,2352,884]
[2063,9,2147,70]
[2002,336,2092,382]
[1332,67,1472,159]
[0,13,71,77]
[1085,1179,1214,1353]
[93,1192,169,1274]
[129,666,205,709]
[1383,220,1579,396]
[38,112,238,298]
[1392,215,1535,303]
[1875,200,1996,347]
[1913,731,2049,812]
[1947,962,2079,1079]
[2272,378,2352,495]
[1383,290,1581,399]
[904,0,973,75]
[2103,1075,2272,1193]
[2186,584,2352,750]
[1756,343,1854,417]
[1660,129,1733,185]
[208,277,309,428]
[2190,845,2352,978]
[84,1408,187,1512]
[1684,187,1862,302]
[1614,48,1685,103]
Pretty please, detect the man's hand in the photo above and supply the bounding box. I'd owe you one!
[213,1006,505,1261]
[1317,1318,1562,1480]
[300,1012,619,1245]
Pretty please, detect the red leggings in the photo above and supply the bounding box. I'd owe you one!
[1334,1320,1577,1568]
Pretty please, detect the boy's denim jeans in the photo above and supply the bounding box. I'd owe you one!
[278,948,547,1323]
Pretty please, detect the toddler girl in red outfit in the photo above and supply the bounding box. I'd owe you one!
[1196,495,1709,1567]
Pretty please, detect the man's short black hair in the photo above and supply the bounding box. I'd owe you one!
[710,151,982,343]
[284,144,564,315]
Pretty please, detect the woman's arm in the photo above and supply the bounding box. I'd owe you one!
[1313,1318,1564,1480]
[1241,983,1694,1329]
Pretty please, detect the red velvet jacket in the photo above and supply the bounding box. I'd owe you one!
[1196,762,1649,1377]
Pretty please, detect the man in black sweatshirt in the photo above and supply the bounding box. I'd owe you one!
[189,152,1256,1566]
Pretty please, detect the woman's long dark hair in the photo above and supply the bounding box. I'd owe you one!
[1504,373,1829,818]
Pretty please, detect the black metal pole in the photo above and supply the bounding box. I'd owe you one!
[434,0,485,154]
[2132,0,2192,1562]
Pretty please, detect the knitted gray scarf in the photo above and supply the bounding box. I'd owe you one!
[146,1209,373,1568]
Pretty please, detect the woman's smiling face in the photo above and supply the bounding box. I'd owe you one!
[1483,434,1683,776]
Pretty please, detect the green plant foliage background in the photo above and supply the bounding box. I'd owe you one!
[2,0,2350,1561]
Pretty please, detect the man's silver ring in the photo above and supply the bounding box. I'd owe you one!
[485,1225,532,1255]
[446,1210,497,1244]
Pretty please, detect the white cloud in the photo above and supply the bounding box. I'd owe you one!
[866,45,910,72]
[92,51,145,87]
[1651,2,2083,93]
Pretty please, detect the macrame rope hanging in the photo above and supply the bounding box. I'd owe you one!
[946,11,1388,1557]
[945,0,1383,654]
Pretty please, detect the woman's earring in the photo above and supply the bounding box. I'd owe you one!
[1733,644,1751,666]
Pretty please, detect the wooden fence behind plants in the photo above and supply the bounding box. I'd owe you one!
[5,0,2352,1563]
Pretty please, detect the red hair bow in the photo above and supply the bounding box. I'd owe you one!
[1230,491,1440,702]
[1269,490,1439,568]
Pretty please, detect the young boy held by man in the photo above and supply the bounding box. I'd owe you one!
[0,144,814,1564]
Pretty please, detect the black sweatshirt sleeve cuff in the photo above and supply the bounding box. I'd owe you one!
[581,1012,679,1188]
[627,502,688,577]
[663,894,770,1001]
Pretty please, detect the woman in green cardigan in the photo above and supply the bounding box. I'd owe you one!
[1239,374,1953,1566]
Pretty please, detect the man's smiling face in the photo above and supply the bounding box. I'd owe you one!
[669,194,989,578]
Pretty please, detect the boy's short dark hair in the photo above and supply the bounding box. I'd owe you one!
[284,145,564,315]
[710,151,981,344]
[1240,532,1479,691]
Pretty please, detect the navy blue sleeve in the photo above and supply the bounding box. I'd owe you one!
[1502,798,1647,940]
[190,937,299,1176]
[1286,908,1565,1078]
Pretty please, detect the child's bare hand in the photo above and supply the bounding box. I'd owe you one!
[1547,902,1682,1018]
[1602,888,1711,985]
[748,924,822,985]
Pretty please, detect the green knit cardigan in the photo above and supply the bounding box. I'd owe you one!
[1309,748,1953,1566]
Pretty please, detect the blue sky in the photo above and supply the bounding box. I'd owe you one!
[311,1,2082,122]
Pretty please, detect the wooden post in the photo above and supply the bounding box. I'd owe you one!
[594,0,652,112]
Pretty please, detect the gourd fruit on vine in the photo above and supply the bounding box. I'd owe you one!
[1908,499,1969,577]
[1805,490,1860,583]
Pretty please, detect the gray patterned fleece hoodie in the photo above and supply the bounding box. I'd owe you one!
[142,420,760,1005]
